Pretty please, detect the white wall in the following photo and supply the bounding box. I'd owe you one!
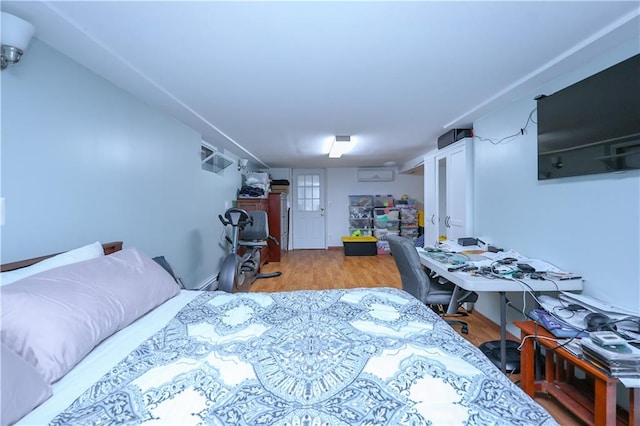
[0,40,242,288]
[326,168,423,247]
[471,45,640,335]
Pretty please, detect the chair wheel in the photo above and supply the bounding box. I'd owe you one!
[461,326,469,334]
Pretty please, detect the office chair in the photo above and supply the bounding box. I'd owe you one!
[387,235,478,334]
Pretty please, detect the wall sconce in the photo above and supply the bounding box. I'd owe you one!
[329,135,351,158]
[1,12,35,70]
[238,158,248,171]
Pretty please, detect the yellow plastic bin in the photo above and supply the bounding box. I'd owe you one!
[342,236,378,256]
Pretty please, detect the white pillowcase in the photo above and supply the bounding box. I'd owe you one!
[1,241,104,286]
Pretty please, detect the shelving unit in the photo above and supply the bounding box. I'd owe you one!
[399,205,419,241]
[373,207,400,254]
[347,194,419,254]
[348,195,373,237]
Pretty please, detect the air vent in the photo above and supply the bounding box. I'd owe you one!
[357,168,394,182]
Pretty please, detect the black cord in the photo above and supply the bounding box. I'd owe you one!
[474,108,537,145]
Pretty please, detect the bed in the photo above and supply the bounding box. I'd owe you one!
[1,242,558,425]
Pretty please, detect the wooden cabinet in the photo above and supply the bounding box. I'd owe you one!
[425,138,473,242]
[237,193,287,265]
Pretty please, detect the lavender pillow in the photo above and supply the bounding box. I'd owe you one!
[1,343,52,426]
[1,241,104,286]
[0,248,180,384]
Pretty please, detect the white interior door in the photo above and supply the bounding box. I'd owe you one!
[291,169,326,249]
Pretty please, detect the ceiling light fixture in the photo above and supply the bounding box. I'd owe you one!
[329,135,351,158]
[1,12,35,71]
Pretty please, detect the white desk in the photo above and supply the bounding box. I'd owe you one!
[417,247,584,373]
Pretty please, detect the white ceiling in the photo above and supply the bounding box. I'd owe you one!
[3,1,639,169]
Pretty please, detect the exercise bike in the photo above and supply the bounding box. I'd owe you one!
[218,207,281,292]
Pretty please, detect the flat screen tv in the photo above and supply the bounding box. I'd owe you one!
[537,53,640,180]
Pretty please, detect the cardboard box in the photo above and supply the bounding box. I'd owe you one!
[270,185,289,193]
[342,236,377,256]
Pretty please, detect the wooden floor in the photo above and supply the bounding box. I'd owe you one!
[253,249,583,425]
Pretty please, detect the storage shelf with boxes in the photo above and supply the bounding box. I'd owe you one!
[373,206,400,254]
[348,195,373,237]
[344,194,421,255]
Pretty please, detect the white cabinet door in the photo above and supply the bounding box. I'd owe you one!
[431,138,473,241]
[445,143,468,241]
[423,156,438,247]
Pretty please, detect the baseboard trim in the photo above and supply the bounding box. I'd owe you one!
[195,273,217,291]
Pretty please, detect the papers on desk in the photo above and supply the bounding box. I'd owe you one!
[423,242,577,276]
[559,292,640,333]
[435,240,483,253]
[539,294,640,340]
[537,295,593,330]
[417,247,472,265]
[559,292,640,318]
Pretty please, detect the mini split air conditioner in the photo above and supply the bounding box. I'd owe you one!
[357,168,394,182]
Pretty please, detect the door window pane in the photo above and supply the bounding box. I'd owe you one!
[296,174,321,211]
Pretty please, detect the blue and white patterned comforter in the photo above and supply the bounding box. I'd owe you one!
[51,288,557,425]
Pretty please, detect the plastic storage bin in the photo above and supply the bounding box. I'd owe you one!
[373,195,395,207]
[349,218,371,228]
[342,236,377,256]
[374,219,400,231]
[349,206,372,219]
[349,227,373,237]
[400,227,419,239]
[373,229,399,241]
[400,207,418,222]
[349,195,373,207]
[374,208,400,220]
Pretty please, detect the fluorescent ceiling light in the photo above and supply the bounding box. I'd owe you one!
[329,135,351,158]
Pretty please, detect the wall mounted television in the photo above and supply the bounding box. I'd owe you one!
[537,53,640,180]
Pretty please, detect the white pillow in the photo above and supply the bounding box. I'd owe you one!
[1,241,104,286]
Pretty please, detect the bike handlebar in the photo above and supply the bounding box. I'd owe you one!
[219,208,252,228]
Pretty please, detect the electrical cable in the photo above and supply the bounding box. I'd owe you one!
[528,322,585,352]
[474,108,538,145]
